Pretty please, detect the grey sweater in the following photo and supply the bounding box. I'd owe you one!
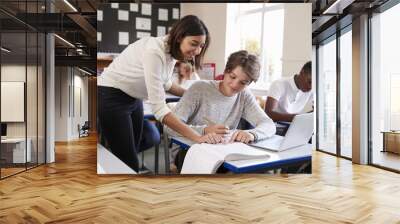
[166,80,276,141]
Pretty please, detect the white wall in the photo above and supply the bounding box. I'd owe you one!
[1,64,46,163]
[281,3,312,77]
[181,3,227,75]
[54,67,89,141]
[55,66,69,141]
[1,65,38,137]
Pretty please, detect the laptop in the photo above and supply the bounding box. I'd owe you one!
[249,113,314,152]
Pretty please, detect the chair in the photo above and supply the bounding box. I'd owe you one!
[140,119,161,174]
[215,74,224,80]
[78,121,90,138]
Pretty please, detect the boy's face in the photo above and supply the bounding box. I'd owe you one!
[299,71,312,92]
[221,66,251,97]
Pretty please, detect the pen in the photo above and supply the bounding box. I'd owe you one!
[203,116,216,126]
[203,116,230,131]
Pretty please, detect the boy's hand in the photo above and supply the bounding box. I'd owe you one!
[229,130,254,144]
[197,133,224,144]
[204,124,229,135]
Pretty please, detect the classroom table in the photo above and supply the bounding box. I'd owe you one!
[170,136,312,174]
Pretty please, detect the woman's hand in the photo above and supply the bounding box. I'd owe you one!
[229,130,255,144]
[204,124,229,135]
[195,133,224,144]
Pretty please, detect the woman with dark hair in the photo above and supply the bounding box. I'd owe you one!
[98,15,216,172]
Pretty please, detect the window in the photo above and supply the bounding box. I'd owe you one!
[339,27,352,158]
[0,1,47,179]
[317,36,337,155]
[227,3,284,88]
[370,2,400,171]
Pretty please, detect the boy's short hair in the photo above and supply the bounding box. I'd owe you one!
[224,50,260,82]
[301,61,311,76]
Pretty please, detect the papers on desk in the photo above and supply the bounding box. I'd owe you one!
[181,142,272,174]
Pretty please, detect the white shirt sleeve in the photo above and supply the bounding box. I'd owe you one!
[192,72,201,80]
[142,50,171,122]
[267,80,284,101]
[164,79,173,91]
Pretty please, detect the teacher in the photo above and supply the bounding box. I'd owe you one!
[98,15,213,172]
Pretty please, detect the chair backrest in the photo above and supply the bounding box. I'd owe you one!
[215,74,224,80]
[82,121,90,129]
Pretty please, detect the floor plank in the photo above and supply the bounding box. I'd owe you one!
[0,135,400,223]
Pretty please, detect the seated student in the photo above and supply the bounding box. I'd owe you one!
[172,61,200,89]
[264,61,313,136]
[139,120,160,152]
[166,50,276,171]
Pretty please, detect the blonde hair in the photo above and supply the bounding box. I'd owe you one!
[176,61,194,84]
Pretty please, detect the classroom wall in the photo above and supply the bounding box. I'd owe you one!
[281,3,312,77]
[181,3,227,75]
[1,64,46,163]
[54,67,89,141]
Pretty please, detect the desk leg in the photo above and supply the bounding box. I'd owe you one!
[141,151,145,169]
[382,133,386,152]
[154,144,159,174]
[163,133,170,174]
[296,162,311,173]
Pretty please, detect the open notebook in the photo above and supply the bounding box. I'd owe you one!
[180,142,274,174]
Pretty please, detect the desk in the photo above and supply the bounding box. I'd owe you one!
[381,131,400,154]
[97,144,137,174]
[1,138,31,163]
[165,94,180,103]
[170,137,312,174]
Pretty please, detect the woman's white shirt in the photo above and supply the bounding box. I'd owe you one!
[98,36,176,122]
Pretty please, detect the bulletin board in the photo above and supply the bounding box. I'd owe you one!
[97,3,180,54]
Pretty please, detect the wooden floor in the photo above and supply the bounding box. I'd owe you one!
[1,135,400,223]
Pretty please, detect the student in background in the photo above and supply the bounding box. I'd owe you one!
[172,61,200,89]
[98,15,214,173]
[139,120,160,152]
[166,50,276,171]
[264,61,313,135]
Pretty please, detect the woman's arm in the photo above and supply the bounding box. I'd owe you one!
[163,112,201,142]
